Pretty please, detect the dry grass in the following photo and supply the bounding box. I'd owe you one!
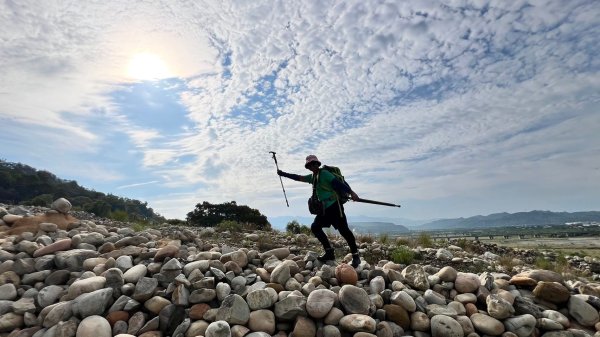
[393,233,434,248]
[497,254,517,273]
[256,234,278,251]
[395,237,413,247]
[325,228,340,241]
[416,232,434,248]
[454,238,477,253]
[356,233,375,244]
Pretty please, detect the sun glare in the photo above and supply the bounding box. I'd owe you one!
[127,53,171,81]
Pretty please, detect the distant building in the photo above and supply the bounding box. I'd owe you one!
[565,222,584,226]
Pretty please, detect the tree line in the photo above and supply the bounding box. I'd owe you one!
[0,160,272,229]
[0,160,163,222]
[186,201,270,230]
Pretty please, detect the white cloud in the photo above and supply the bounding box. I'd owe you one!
[117,181,159,189]
[0,0,219,148]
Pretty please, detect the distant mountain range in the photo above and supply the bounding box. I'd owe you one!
[267,215,431,231]
[269,210,600,233]
[417,210,600,230]
[348,222,409,234]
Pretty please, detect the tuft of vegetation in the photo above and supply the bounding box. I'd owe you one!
[395,237,412,247]
[216,220,243,233]
[131,220,157,232]
[454,238,477,253]
[357,233,375,244]
[256,233,277,251]
[166,219,188,226]
[416,232,434,248]
[110,209,129,222]
[555,253,568,267]
[379,233,390,245]
[362,248,387,265]
[497,254,517,273]
[286,220,311,235]
[534,252,571,274]
[391,246,416,265]
[25,193,54,207]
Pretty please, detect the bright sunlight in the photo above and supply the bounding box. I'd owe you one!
[127,53,171,81]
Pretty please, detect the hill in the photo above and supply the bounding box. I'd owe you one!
[348,222,410,234]
[268,215,430,231]
[418,210,600,230]
[0,160,164,222]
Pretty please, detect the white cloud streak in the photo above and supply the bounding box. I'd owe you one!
[117,181,160,189]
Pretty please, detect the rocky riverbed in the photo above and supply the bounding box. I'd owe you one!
[1,201,600,337]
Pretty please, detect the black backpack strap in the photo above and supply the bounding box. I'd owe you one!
[311,170,319,199]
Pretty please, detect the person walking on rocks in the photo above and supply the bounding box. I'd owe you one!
[277,155,361,267]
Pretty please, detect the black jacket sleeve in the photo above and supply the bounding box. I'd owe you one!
[278,170,304,182]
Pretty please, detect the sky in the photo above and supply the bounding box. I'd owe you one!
[0,0,599,222]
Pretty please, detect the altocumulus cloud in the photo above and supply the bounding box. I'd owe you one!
[0,1,598,219]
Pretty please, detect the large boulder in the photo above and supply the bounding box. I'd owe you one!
[51,198,72,214]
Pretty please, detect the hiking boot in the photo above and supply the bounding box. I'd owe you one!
[318,248,335,262]
[351,253,361,268]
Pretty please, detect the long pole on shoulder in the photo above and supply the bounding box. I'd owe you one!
[269,151,289,207]
[354,197,401,208]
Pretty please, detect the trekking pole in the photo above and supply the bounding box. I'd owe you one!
[269,151,289,207]
[354,197,401,208]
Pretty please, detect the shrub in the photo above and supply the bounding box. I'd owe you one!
[534,256,553,270]
[395,237,413,247]
[497,254,516,273]
[132,220,154,232]
[455,238,467,248]
[257,234,277,251]
[555,253,568,267]
[26,194,54,207]
[391,246,415,265]
[167,219,188,226]
[254,222,273,231]
[454,238,477,253]
[110,209,129,222]
[286,220,310,234]
[216,220,243,232]
[357,233,375,244]
[553,253,570,274]
[363,249,387,265]
[416,232,433,248]
[379,233,389,245]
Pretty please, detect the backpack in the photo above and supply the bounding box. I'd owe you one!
[321,165,351,204]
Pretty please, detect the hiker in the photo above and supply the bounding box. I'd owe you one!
[277,155,361,267]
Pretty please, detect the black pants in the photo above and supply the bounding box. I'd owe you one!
[311,202,358,253]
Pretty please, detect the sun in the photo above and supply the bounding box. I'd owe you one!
[127,53,171,81]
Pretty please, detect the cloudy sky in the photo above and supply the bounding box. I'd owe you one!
[1,0,598,222]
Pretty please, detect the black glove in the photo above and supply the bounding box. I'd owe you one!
[277,169,284,176]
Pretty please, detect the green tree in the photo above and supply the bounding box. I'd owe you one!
[86,200,112,218]
[27,194,54,207]
[286,220,311,234]
[0,159,165,223]
[186,201,270,229]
